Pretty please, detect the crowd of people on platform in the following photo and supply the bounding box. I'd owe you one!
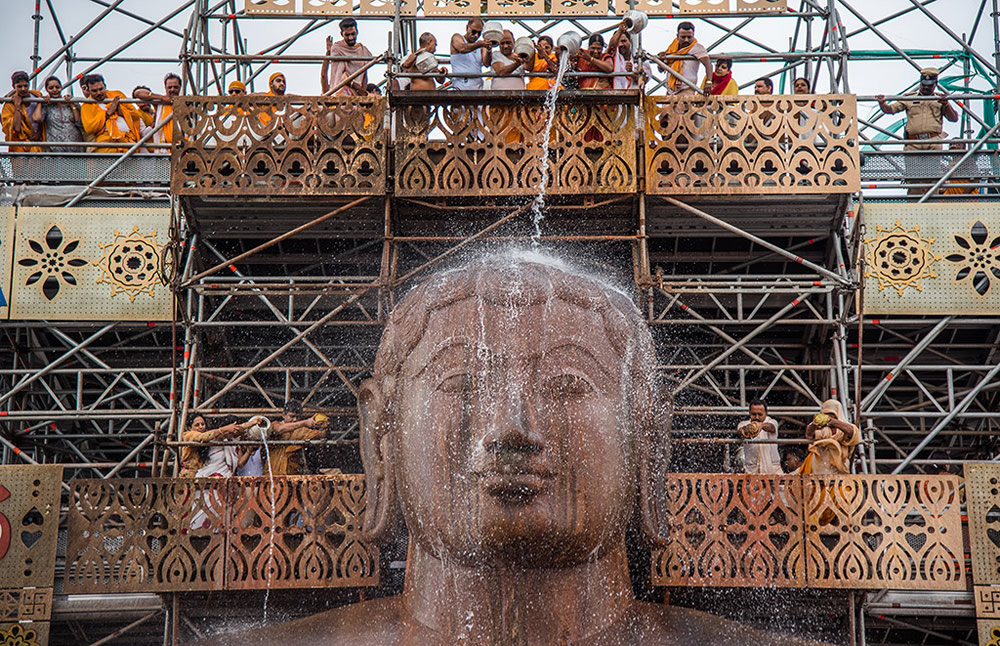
[179,400,328,480]
[3,16,968,195]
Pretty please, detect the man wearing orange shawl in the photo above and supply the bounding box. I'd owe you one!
[704,58,738,96]
[2,71,43,152]
[80,74,141,153]
[256,72,285,127]
[133,72,182,145]
[656,21,711,95]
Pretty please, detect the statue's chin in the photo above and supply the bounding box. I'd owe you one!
[416,521,626,569]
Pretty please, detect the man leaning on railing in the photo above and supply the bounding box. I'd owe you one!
[2,71,42,152]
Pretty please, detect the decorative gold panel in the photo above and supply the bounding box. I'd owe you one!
[244,0,296,14]
[977,586,1000,619]
[0,589,52,623]
[0,466,63,590]
[652,475,805,587]
[173,96,386,197]
[423,0,479,15]
[736,0,786,11]
[65,476,379,593]
[488,0,544,15]
[0,622,48,646]
[679,0,728,12]
[9,208,171,321]
[302,0,353,14]
[653,474,965,590]
[359,0,416,16]
[0,208,13,320]
[645,95,859,195]
[226,476,377,589]
[981,620,1000,646]
[803,475,965,589]
[862,203,1000,315]
[966,463,1000,586]
[395,95,636,197]
[614,0,672,14]
[552,0,607,15]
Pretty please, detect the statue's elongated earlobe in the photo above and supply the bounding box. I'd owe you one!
[359,379,399,543]
[638,389,672,548]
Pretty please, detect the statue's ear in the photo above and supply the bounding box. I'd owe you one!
[359,378,399,543]
[637,388,671,548]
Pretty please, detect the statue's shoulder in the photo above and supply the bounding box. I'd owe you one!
[194,596,404,646]
[622,602,832,646]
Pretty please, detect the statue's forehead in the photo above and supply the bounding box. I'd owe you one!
[402,296,619,376]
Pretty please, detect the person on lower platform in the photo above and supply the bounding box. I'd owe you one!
[736,398,782,474]
[800,399,859,475]
[782,447,806,474]
[266,401,328,476]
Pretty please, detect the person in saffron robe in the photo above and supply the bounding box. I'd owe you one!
[2,71,43,152]
[79,74,141,152]
[132,72,182,145]
[526,36,558,91]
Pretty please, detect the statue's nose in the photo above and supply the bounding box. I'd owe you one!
[481,383,544,456]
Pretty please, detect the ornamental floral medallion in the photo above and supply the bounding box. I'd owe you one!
[94,226,165,302]
[864,219,940,296]
[944,220,1000,296]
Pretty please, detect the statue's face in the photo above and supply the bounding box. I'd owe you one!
[395,296,634,567]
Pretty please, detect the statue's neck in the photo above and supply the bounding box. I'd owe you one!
[402,540,635,645]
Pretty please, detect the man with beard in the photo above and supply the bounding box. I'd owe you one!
[80,74,141,152]
[132,72,182,144]
[321,18,372,96]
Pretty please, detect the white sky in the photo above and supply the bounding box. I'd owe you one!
[0,0,995,135]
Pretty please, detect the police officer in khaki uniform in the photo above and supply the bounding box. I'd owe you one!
[876,67,958,192]
[877,67,958,149]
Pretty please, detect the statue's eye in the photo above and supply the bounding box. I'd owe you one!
[543,373,593,399]
[437,373,478,393]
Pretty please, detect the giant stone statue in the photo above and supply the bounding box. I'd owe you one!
[202,257,824,645]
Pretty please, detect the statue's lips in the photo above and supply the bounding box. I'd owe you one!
[475,466,555,501]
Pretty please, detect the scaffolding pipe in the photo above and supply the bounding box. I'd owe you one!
[0,323,117,406]
[663,197,851,286]
[674,293,813,393]
[65,114,174,208]
[892,361,1000,473]
[29,0,130,83]
[860,317,953,412]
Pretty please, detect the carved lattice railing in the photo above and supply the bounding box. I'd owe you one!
[644,94,860,195]
[64,476,378,593]
[172,96,386,196]
[653,474,966,590]
[393,90,639,197]
[63,473,966,593]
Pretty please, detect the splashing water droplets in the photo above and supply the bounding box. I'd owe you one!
[530,53,571,242]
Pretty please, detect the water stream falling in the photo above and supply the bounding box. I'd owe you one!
[530,52,570,241]
[259,429,277,621]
